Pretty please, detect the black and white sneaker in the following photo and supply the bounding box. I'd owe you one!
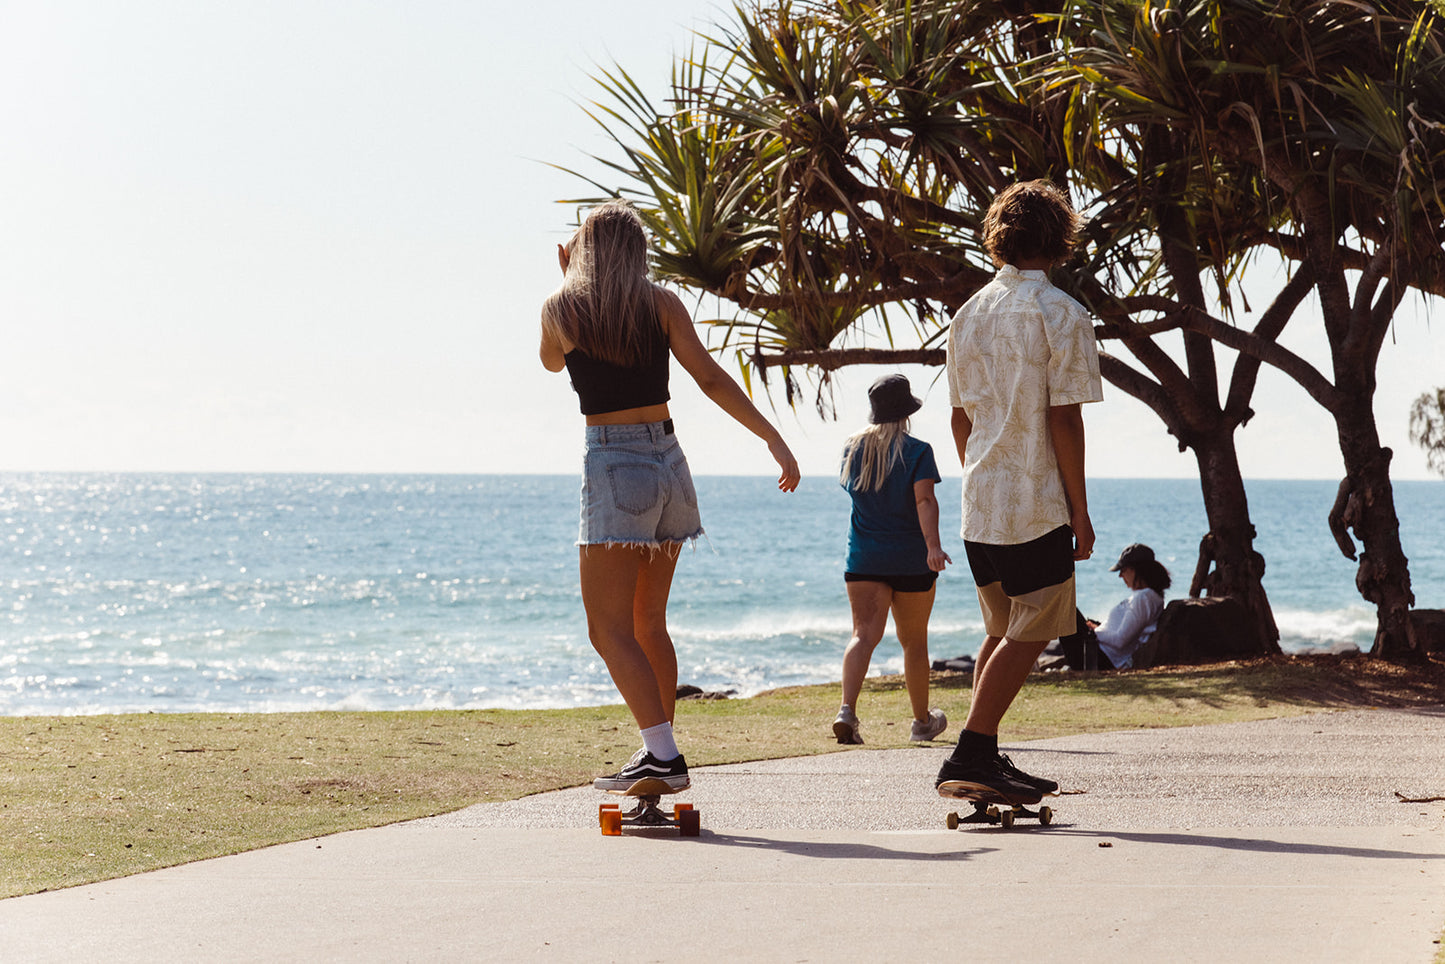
[934,753,1041,805]
[592,748,690,792]
[997,753,1059,796]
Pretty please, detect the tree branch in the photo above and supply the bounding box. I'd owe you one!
[1222,264,1315,424]
[1113,295,1343,412]
[753,347,945,371]
[1098,352,1189,448]
[711,266,989,315]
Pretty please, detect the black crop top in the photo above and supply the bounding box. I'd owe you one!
[563,323,671,416]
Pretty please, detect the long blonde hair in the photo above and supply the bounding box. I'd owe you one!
[840,420,909,492]
[542,200,664,366]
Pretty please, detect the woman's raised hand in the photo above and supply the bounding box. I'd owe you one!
[770,438,801,493]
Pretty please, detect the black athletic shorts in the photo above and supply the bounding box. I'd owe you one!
[844,571,938,593]
[963,524,1076,595]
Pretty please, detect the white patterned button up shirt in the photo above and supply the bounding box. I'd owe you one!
[946,265,1103,545]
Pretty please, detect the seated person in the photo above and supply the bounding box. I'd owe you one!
[1056,544,1171,670]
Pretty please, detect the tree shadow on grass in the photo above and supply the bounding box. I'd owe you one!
[867,653,1445,713]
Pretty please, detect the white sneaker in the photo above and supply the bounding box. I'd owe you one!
[832,706,864,745]
[910,708,948,742]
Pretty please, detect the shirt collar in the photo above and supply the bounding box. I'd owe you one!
[998,263,1048,283]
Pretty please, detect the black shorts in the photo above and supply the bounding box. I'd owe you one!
[963,525,1076,594]
[844,571,938,594]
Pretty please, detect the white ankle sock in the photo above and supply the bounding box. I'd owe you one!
[639,722,680,761]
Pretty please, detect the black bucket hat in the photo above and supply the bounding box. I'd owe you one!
[1110,543,1155,571]
[868,374,922,424]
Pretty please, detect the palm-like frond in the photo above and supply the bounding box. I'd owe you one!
[1051,0,1445,280]
[561,0,1071,392]
[562,0,1444,394]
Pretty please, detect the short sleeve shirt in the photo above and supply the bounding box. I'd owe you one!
[842,434,942,575]
[946,265,1103,545]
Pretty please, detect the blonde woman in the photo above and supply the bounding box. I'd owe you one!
[833,374,951,745]
[539,200,800,792]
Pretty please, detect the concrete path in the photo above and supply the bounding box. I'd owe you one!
[2,707,1443,962]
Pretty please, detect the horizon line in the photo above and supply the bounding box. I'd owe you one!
[0,469,1439,484]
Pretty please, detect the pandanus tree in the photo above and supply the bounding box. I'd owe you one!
[564,0,1444,657]
[1052,0,1445,656]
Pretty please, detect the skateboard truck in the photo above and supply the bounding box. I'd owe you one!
[938,779,1054,830]
[945,800,1053,830]
[598,778,701,836]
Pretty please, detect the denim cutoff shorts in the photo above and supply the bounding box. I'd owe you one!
[578,420,704,548]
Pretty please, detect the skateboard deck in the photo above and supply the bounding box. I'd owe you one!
[598,778,701,836]
[937,780,1053,829]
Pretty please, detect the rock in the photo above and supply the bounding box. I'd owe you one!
[1407,609,1445,653]
[1135,596,1263,668]
[676,684,736,701]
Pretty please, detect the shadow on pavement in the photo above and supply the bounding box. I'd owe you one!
[693,831,991,862]
[1043,827,1445,860]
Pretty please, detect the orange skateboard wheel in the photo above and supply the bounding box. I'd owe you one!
[600,807,623,836]
[678,808,701,837]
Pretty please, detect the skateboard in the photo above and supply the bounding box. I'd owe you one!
[937,780,1053,829]
[598,778,701,837]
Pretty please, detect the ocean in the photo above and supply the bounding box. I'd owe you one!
[2,473,1441,716]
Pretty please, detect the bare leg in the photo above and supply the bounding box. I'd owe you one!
[578,545,667,730]
[633,544,682,723]
[889,586,937,722]
[963,636,1050,736]
[973,634,1003,692]
[841,581,892,710]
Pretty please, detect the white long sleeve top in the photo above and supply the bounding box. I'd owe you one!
[1095,587,1165,669]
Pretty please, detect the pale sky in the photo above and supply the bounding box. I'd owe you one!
[1,0,1439,480]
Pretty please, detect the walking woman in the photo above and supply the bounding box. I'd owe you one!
[539,200,800,791]
[833,374,951,745]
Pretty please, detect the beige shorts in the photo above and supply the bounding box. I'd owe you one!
[975,575,1078,642]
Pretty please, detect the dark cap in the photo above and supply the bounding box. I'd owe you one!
[868,374,922,424]
[1110,543,1155,571]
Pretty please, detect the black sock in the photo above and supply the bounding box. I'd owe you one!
[950,728,997,762]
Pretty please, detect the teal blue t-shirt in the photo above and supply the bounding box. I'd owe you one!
[842,434,941,575]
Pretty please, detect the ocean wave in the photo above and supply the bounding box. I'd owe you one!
[1275,605,1377,653]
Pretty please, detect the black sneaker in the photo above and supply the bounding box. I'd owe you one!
[934,753,1041,805]
[997,753,1059,796]
[593,748,690,792]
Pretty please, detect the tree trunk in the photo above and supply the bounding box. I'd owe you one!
[1328,423,1417,659]
[1188,431,1280,654]
[1306,222,1418,660]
